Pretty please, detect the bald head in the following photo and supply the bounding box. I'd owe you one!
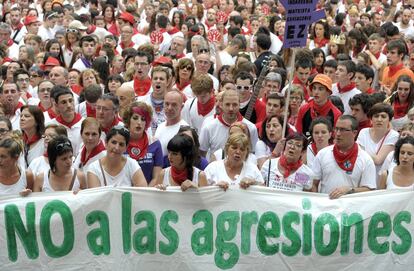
[116,84,135,109]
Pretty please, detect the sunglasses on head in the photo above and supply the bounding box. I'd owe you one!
[56,141,72,151]
[66,28,78,33]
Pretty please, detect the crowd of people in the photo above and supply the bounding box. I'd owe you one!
[1,0,414,199]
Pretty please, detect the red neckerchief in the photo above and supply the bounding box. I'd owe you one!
[167,27,180,35]
[333,143,359,173]
[314,37,329,48]
[6,39,14,46]
[47,108,58,119]
[80,140,105,166]
[120,41,135,49]
[217,112,243,127]
[388,63,404,78]
[87,25,97,34]
[175,53,185,59]
[278,154,303,178]
[337,82,356,94]
[38,103,49,112]
[158,28,167,34]
[366,87,375,94]
[127,132,149,160]
[278,35,284,41]
[43,151,48,158]
[358,119,372,131]
[176,81,190,91]
[311,142,318,155]
[373,51,381,59]
[393,100,409,118]
[23,133,40,146]
[102,117,119,134]
[197,96,215,116]
[56,113,82,128]
[71,85,83,95]
[170,166,188,185]
[86,102,96,117]
[12,22,23,31]
[293,76,310,101]
[133,76,152,96]
[309,99,333,119]
[204,19,216,30]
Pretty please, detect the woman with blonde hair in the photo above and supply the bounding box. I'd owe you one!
[205,133,264,190]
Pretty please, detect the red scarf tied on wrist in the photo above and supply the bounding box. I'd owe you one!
[217,112,243,127]
[333,143,359,173]
[171,166,188,185]
[128,133,149,160]
[197,96,215,116]
[393,100,409,119]
[278,154,303,178]
[337,82,356,94]
[80,141,106,166]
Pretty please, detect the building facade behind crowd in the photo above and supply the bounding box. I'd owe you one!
[1,0,414,197]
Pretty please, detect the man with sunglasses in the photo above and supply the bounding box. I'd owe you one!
[235,71,266,125]
[312,115,376,199]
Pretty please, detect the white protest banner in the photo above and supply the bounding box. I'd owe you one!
[0,186,413,270]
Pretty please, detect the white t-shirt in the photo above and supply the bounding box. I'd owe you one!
[260,157,316,191]
[380,151,396,174]
[331,84,361,115]
[181,97,215,134]
[199,116,258,158]
[0,168,27,195]
[154,119,189,157]
[162,167,201,186]
[87,157,142,187]
[47,116,84,156]
[212,149,257,166]
[255,140,272,159]
[313,145,377,194]
[29,156,50,177]
[356,128,399,178]
[26,139,45,166]
[73,149,107,172]
[204,160,264,186]
[219,50,235,66]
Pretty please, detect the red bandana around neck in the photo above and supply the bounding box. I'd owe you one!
[393,100,409,119]
[311,142,318,155]
[176,81,190,91]
[128,133,149,160]
[167,27,180,35]
[6,39,14,46]
[278,154,303,178]
[388,63,404,78]
[134,76,152,96]
[170,166,188,185]
[71,85,83,95]
[14,101,24,113]
[197,96,215,116]
[23,133,40,146]
[366,87,375,94]
[120,41,135,49]
[337,82,356,94]
[310,99,332,119]
[102,117,120,134]
[333,143,359,173]
[56,113,82,128]
[217,112,243,127]
[86,102,96,117]
[293,76,310,100]
[38,103,50,112]
[47,108,57,119]
[314,37,329,48]
[358,119,372,131]
[80,141,106,166]
[373,51,381,59]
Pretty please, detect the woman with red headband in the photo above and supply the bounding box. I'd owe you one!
[123,102,163,186]
[261,133,315,191]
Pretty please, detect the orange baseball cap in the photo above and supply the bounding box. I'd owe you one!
[310,74,333,93]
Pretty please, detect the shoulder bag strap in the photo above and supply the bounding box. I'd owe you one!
[69,169,77,190]
[99,160,108,186]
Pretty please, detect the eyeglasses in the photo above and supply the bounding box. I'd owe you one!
[199,48,209,54]
[180,65,192,71]
[66,28,78,33]
[236,85,252,91]
[41,134,56,139]
[0,128,10,135]
[56,141,72,151]
[96,105,114,112]
[17,78,30,83]
[334,127,353,133]
[286,141,303,149]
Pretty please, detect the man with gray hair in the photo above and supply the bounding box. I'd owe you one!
[262,72,283,100]
[96,93,123,139]
[169,36,186,60]
[186,35,208,60]
[0,22,19,59]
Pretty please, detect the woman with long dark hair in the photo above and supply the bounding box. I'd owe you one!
[155,134,207,191]
[45,39,66,67]
[20,105,45,167]
[389,75,414,130]
[306,117,332,170]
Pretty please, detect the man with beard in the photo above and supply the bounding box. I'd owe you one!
[1,82,23,129]
[396,7,414,38]
[199,89,258,158]
[10,7,25,44]
[168,36,186,60]
[204,8,217,31]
